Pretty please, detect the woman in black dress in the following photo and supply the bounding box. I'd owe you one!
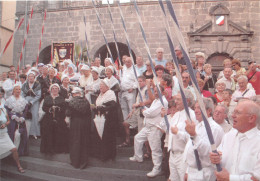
[91,79,119,161]
[66,87,91,169]
[40,83,68,154]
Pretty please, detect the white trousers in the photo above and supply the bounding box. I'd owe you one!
[134,126,163,171]
[169,151,186,181]
[187,166,216,181]
[120,90,136,120]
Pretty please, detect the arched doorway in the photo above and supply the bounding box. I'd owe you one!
[206,53,233,74]
[39,45,51,65]
[94,42,136,65]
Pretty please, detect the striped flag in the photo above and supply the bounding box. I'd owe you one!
[216,15,224,26]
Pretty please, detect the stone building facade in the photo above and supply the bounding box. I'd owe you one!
[0,1,16,72]
[13,0,260,72]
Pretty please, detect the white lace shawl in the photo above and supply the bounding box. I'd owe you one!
[96,90,116,107]
[5,95,28,113]
[105,76,119,89]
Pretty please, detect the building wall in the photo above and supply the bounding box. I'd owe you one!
[13,0,260,67]
[0,1,16,73]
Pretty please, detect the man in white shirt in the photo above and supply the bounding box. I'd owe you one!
[210,100,260,181]
[168,90,196,181]
[182,72,196,100]
[120,57,138,120]
[218,68,236,91]
[2,71,21,99]
[154,47,167,67]
[185,98,224,181]
[130,85,168,178]
[213,105,232,133]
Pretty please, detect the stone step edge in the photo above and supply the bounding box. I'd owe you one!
[1,164,90,181]
[19,156,150,176]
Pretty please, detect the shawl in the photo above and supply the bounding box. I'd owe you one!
[104,76,119,89]
[79,74,93,87]
[96,90,116,107]
[5,95,28,113]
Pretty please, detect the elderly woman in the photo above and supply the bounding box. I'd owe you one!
[42,67,61,99]
[143,60,155,79]
[66,87,91,169]
[0,88,25,173]
[79,65,93,88]
[91,79,120,161]
[67,64,80,85]
[232,75,256,102]
[104,65,120,102]
[201,64,217,94]
[59,75,71,99]
[40,83,68,154]
[85,67,101,104]
[213,80,226,103]
[21,71,41,139]
[5,84,29,156]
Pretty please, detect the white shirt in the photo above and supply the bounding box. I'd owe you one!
[218,120,232,133]
[172,76,180,96]
[219,77,236,91]
[2,79,21,99]
[185,117,224,169]
[218,70,236,79]
[143,96,168,129]
[120,66,138,91]
[185,85,197,101]
[167,108,196,152]
[218,127,260,181]
[232,89,256,102]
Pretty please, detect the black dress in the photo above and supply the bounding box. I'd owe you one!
[40,95,69,154]
[66,96,91,168]
[91,100,119,161]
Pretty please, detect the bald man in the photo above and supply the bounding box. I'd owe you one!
[210,100,260,181]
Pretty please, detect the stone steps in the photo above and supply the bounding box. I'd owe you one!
[1,139,166,181]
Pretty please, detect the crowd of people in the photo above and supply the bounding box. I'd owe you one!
[0,46,260,181]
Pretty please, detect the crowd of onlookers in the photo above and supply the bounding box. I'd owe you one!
[0,46,260,180]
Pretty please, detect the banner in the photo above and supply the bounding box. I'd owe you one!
[52,42,74,63]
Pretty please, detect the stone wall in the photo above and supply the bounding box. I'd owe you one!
[13,0,260,67]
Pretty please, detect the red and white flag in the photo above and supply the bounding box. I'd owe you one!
[216,16,224,26]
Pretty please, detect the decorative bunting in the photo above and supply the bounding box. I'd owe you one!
[17,6,34,74]
[0,17,24,61]
[36,9,47,66]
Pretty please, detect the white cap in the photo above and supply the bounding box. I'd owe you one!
[105,65,114,73]
[101,79,110,88]
[71,87,82,94]
[81,64,90,71]
[91,66,99,74]
[49,83,60,91]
